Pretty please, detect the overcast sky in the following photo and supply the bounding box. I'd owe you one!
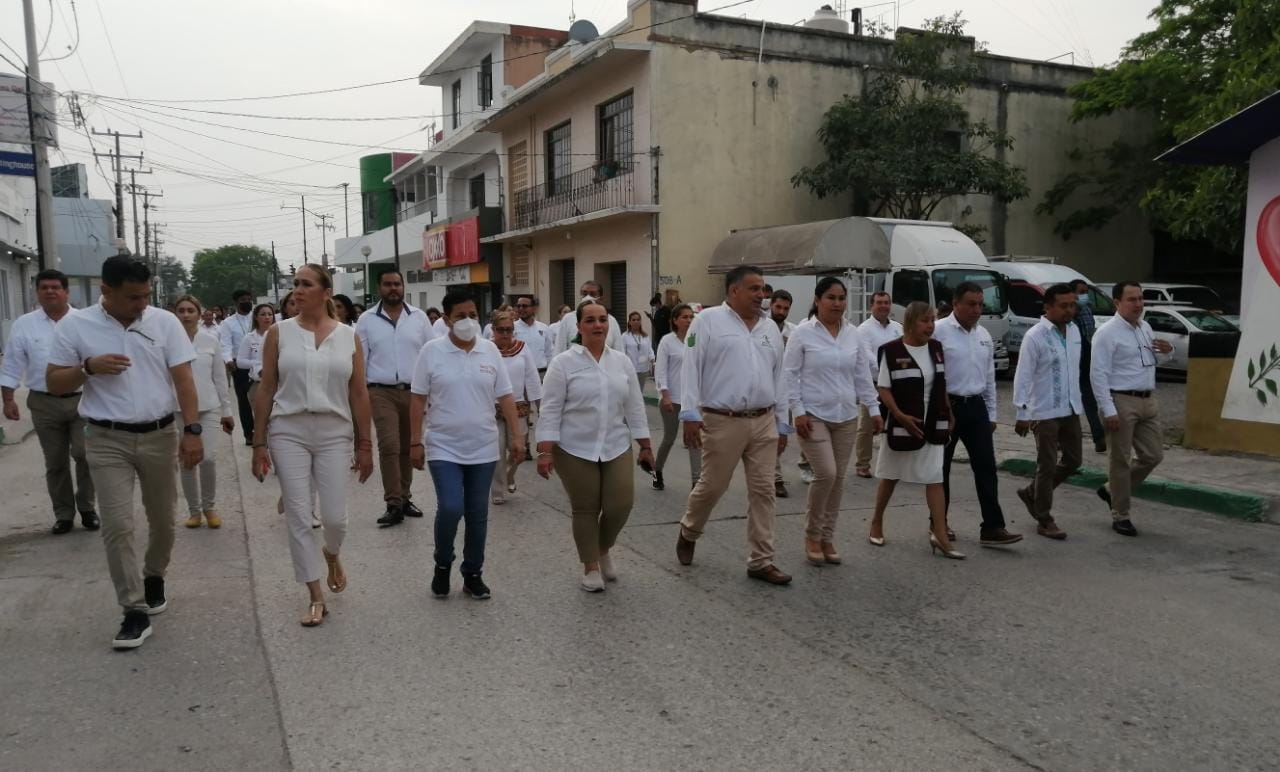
[1,0,1158,268]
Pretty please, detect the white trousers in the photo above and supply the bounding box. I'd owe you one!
[268,413,351,584]
[178,409,222,514]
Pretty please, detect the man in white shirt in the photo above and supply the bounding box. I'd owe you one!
[513,294,553,372]
[356,269,436,527]
[767,289,799,495]
[46,256,204,650]
[854,291,902,478]
[0,269,98,534]
[934,282,1022,546]
[1090,281,1173,537]
[677,265,793,585]
[218,288,256,445]
[1012,284,1083,540]
[552,280,623,357]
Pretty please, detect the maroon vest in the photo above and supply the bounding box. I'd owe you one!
[879,338,951,451]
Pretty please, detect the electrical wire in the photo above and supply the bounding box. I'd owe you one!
[42,0,82,64]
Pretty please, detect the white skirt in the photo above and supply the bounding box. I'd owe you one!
[874,442,945,484]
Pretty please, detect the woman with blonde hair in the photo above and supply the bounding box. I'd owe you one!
[172,295,236,528]
[251,264,375,626]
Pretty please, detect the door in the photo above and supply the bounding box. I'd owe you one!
[607,262,627,327]
[469,174,486,210]
[1143,310,1189,372]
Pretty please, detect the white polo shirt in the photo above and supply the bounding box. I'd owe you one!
[678,303,791,434]
[783,317,879,424]
[0,306,78,393]
[219,311,253,365]
[514,317,552,369]
[356,301,435,386]
[48,302,196,423]
[410,336,513,465]
[537,345,650,462]
[857,315,904,379]
[500,345,543,403]
[932,314,998,422]
[1013,317,1083,421]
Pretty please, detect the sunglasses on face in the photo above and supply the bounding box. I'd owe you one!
[493,326,515,333]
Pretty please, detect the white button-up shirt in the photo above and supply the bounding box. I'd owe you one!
[654,332,689,404]
[182,328,233,417]
[514,317,553,369]
[237,329,268,381]
[552,306,623,357]
[783,317,879,423]
[679,303,791,434]
[410,336,512,465]
[0,306,78,393]
[1013,317,1082,421]
[500,344,543,403]
[219,311,253,365]
[857,316,904,380]
[933,314,998,422]
[1090,315,1167,419]
[432,316,448,338]
[537,344,650,462]
[48,302,196,423]
[622,331,654,374]
[356,301,435,386]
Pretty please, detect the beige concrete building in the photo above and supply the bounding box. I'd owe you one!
[477,0,1151,317]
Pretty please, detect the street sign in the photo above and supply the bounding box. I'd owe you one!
[0,73,59,147]
[0,150,36,177]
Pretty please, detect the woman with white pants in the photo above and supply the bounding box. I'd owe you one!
[252,264,374,627]
[489,311,541,505]
[173,295,236,528]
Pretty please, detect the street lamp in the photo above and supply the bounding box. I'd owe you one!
[361,244,372,306]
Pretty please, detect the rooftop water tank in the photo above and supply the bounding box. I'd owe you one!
[806,5,850,34]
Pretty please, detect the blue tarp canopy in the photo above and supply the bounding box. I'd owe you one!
[1157,91,1280,166]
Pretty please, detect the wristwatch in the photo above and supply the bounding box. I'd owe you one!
[183,423,203,436]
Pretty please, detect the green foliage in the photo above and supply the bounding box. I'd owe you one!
[792,15,1028,230]
[155,256,189,305]
[187,244,279,308]
[1038,0,1280,252]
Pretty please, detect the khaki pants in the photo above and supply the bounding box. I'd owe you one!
[492,416,526,499]
[854,404,876,474]
[1105,393,1164,520]
[554,447,634,563]
[798,417,858,542]
[1018,415,1082,523]
[85,423,179,612]
[369,387,414,505]
[269,413,350,584]
[27,391,95,522]
[179,409,223,514]
[680,411,778,570]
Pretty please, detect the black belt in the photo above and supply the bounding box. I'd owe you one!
[1112,390,1152,399]
[949,394,985,403]
[368,383,411,391]
[31,390,81,399]
[87,414,176,434]
[703,405,773,419]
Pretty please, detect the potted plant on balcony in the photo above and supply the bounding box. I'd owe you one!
[593,159,620,182]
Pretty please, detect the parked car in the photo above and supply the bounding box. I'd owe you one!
[1097,282,1230,313]
[992,259,1113,361]
[1142,304,1240,374]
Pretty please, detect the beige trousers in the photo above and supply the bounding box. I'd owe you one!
[492,416,526,499]
[680,411,778,570]
[798,417,858,542]
[554,448,634,563]
[178,409,223,514]
[27,391,95,521]
[268,413,350,584]
[854,404,876,474]
[369,387,414,504]
[1019,415,1082,523]
[1104,393,1164,520]
[84,423,179,612]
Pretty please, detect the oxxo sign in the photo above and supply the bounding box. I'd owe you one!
[421,216,481,271]
[423,225,448,270]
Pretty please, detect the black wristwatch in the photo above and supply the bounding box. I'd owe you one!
[183,423,203,436]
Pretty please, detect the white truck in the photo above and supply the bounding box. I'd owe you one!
[709,217,1010,371]
[990,256,1113,360]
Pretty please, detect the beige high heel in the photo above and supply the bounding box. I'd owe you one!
[929,533,966,560]
[322,548,347,593]
[804,538,825,566]
[300,600,327,627]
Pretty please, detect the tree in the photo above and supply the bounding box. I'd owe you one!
[156,256,190,306]
[187,244,278,308]
[1037,0,1280,254]
[792,15,1028,241]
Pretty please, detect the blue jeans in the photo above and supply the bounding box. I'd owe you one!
[427,460,497,575]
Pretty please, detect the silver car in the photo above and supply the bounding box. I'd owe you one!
[1142,304,1240,373]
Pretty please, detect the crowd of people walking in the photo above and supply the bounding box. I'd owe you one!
[0,255,1178,650]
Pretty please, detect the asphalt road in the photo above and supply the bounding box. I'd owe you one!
[2,398,1276,771]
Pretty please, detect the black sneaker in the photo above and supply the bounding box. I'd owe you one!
[1112,519,1138,537]
[112,610,152,650]
[144,576,168,615]
[376,503,404,527]
[775,481,789,498]
[1096,486,1113,508]
[651,471,665,491]
[462,573,491,600]
[51,520,74,535]
[431,565,450,597]
[402,500,424,518]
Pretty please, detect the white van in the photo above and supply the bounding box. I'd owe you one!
[991,257,1114,358]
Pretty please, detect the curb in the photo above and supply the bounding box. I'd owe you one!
[997,458,1271,523]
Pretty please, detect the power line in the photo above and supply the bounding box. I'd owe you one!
[42,0,82,64]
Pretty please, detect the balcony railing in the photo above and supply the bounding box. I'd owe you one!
[512,162,640,230]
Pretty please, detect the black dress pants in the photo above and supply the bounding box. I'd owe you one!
[942,394,1006,531]
[232,367,255,442]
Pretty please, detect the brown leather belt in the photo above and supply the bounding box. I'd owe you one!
[702,406,773,419]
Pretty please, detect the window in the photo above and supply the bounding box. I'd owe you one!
[469,174,486,210]
[891,270,929,306]
[1169,286,1225,311]
[930,269,1008,315]
[450,80,462,129]
[545,122,572,195]
[0,269,11,321]
[1142,288,1164,302]
[1179,311,1237,333]
[1007,284,1043,318]
[607,263,627,326]
[478,56,493,109]
[1085,286,1115,315]
[1144,311,1185,335]
[597,92,633,168]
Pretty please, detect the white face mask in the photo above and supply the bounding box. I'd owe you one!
[579,294,598,305]
[1077,293,1090,305]
[451,317,480,342]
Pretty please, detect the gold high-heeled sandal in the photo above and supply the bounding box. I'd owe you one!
[929,533,966,560]
[322,548,347,593]
[300,601,327,627]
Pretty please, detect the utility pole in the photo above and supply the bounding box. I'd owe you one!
[314,213,335,268]
[142,190,162,302]
[127,168,153,257]
[92,128,145,251]
[301,195,307,262]
[22,0,58,269]
[341,182,350,237]
[271,242,280,303]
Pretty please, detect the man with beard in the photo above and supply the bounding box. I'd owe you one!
[219,289,257,445]
[551,280,623,357]
[356,270,437,527]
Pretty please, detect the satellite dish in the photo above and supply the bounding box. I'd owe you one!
[568,19,599,44]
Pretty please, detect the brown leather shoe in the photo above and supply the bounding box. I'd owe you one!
[980,528,1024,546]
[747,564,792,585]
[676,533,696,566]
[1036,521,1068,540]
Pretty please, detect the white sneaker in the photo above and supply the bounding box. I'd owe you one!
[580,569,605,592]
[599,553,618,582]
[800,467,814,485]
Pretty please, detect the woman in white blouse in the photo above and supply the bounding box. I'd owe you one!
[238,303,275,409]
[251,264,374,627]
[537,301,654,592]
[622,311,655,391]
[488,311,541,505]
[782,278,882,565]
[652,302,699,491]
[173,295,235,529]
